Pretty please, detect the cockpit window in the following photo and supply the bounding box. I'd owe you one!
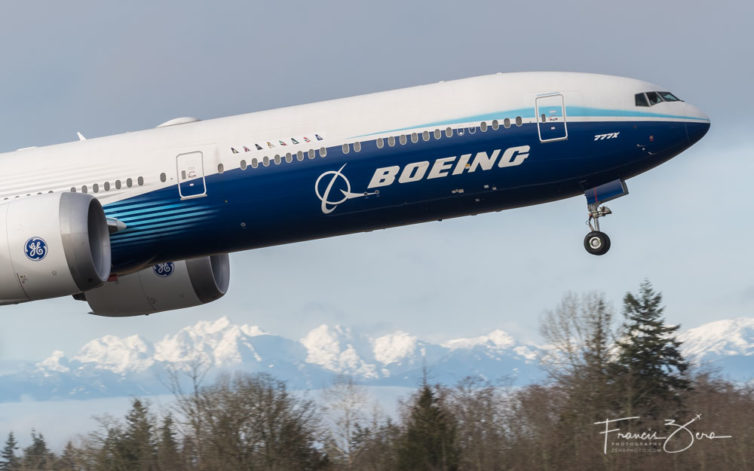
[636,91,683,107]
[646,91,663,105]
[659,91,681,102]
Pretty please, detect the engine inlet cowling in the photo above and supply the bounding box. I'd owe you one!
[0,192,111,303]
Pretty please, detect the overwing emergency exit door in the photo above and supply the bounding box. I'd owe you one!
[536,93,568,142]
[176,151,207,199]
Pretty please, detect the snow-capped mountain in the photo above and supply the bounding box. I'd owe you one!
[1,316,751,402]
[678,317,754,380]
[0,317,542,402]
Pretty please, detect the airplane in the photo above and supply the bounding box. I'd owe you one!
[0,72,709,316]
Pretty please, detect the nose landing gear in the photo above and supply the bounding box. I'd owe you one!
[581,179,628,256]
[584,204,611,256]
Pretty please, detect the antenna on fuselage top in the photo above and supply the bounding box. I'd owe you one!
[76,132,86,141]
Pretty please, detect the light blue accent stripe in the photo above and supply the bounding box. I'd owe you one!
[566,106,707,121]
[117,207,215,223]
[105,199,174,212]
[111,229,194,245]
[353,108,535,137]
[112,226,203,242]
[116,215,213,233]
[108,203,198,218]
[352,106,708,138]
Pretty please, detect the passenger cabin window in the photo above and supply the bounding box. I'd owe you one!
[635,93,649,107]
[492,120,499,130]
[353,142,361,152]
[104,182,110,191]
[137,176,144,186]
[160,173,166,182]
[515,116,523,126]
[241,160,248,169]
[218,164,224,173]
[93,183,99,193]
[503,118,511,128]
[376,137,384,149]
[399,135,407,145]
[115,180,121,189]
[127,178,133,188]
[480,122,488,132]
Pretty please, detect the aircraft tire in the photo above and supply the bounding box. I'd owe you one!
[584,231,610,256]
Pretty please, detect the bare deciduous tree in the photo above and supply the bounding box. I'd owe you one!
[320,375,369,469]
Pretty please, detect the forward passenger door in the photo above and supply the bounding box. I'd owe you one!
[535,93,568,142]
[176,151,207,199]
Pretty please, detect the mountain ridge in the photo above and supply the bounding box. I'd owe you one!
[1,315,751,402]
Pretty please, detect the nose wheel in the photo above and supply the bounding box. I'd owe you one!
[584,230,610,255]
[585,204,612,256]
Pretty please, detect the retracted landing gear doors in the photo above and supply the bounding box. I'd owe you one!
[176,151,207,199]
[536,93,568,142]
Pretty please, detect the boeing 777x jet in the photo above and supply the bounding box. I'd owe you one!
[0,72,710,315]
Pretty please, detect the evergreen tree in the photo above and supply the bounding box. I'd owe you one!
[121,399,157,471]
[397,383,459,471]
[156,414,181,471]
[22,430,55,470]
[612,280,691,419]
[0,432,19,471]
[55,441,80,471]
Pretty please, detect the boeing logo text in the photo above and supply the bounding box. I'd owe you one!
[367,146,531,189]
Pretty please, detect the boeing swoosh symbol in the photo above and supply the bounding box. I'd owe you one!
[315,164,377,214]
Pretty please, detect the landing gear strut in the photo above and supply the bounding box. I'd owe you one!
[582,179,628,255]
[584,204,611,256]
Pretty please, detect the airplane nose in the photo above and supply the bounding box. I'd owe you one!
[686,120,710,146]
[685,104,710,145]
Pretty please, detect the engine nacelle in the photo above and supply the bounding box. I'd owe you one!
[0,192,111,303]
[82,254,230,316]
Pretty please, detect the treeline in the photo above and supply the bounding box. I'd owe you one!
[1,281,753,470]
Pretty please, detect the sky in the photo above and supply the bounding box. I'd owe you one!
[0,0,752,366]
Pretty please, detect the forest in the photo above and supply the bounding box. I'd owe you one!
[1,282,752,470]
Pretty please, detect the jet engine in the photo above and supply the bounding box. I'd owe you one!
[81,254,230,316]
[0,192,111,303]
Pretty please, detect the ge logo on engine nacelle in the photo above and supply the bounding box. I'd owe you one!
[24,237,48,261]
